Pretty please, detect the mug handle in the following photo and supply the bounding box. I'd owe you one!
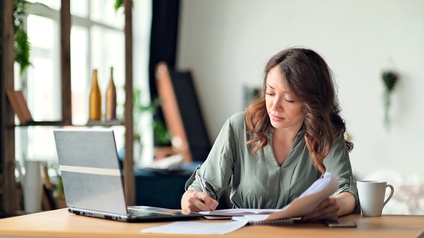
[383,184,395,207]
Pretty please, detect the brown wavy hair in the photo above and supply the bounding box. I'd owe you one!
[245,47,353,174]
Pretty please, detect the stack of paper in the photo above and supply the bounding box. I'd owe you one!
[141,172,338,235]
[200,172,338,221]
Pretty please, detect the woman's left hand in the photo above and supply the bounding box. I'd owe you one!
[301,197,340,221]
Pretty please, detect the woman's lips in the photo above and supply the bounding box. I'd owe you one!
[270,114,284,122]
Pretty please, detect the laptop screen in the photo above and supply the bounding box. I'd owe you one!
[54,129,128,215]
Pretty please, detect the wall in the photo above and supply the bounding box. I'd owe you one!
[177,0,424,184]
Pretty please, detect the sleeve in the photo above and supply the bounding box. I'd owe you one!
[323,132,361,214]
[184,115,239,200]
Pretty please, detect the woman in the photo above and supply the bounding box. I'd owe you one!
[181,47,360,220]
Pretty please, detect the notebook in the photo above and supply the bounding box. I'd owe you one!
[53,128,203,222]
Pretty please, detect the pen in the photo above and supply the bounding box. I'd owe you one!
[195,172,207,193]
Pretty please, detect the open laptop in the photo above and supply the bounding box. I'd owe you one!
[53,128,203,222]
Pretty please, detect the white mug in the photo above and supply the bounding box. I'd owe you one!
[357,180,394,217]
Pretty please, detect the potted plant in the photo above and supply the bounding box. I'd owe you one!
[132,89,171,163]
[13,0,32,75]
[381,70,399,130]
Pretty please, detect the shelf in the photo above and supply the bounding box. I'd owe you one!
[85,120,124,127]
[12,121,70,127]
[1,0,135,216]
[11,120,125,128]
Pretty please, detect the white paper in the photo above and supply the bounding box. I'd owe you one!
[232,215,270,221]
[141,172,337,235]
[140,153,184,170]
[200,208,281,216]
[265,172,338,220]
[141,220,249,235]
[201,172,338,221]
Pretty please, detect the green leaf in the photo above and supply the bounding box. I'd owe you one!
[114,0,134,13]
[133,88,163,114]
[153,120,172,145]
[114,0,124,12]
[14,26,32,75]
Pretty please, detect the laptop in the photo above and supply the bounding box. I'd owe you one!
[53,128,203,222]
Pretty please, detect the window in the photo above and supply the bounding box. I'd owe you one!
[15,1,152,166]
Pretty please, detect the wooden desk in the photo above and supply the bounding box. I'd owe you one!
[0,209,423,238]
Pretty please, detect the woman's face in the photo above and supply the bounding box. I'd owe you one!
[265,66,305,131]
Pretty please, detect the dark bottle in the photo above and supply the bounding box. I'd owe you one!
[105,67,117,121]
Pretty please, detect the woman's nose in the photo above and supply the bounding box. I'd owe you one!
[271,98,282,111]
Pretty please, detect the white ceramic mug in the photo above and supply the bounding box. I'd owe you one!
[357,180,394,217]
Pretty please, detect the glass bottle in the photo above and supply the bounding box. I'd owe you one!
[89,69,102,121]
[105,67,117,121]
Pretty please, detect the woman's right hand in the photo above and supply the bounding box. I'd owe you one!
[181,190,219,213]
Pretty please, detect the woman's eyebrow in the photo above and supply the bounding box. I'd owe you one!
[266,84,275,89]
[267,83,290,94]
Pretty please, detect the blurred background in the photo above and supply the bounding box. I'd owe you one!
[176,0,424,214]
[7,0,424,215]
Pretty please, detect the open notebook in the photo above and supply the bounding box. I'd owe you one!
[53,129,203,222]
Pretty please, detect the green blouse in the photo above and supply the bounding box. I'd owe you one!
[186,112,360,213]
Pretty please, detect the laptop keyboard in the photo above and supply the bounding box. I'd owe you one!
[128,208,174,217]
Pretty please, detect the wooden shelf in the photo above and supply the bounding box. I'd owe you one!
[11,120,125,128]
[85,120,124,127]
[0,0,135,216]
[11,121,70,127]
